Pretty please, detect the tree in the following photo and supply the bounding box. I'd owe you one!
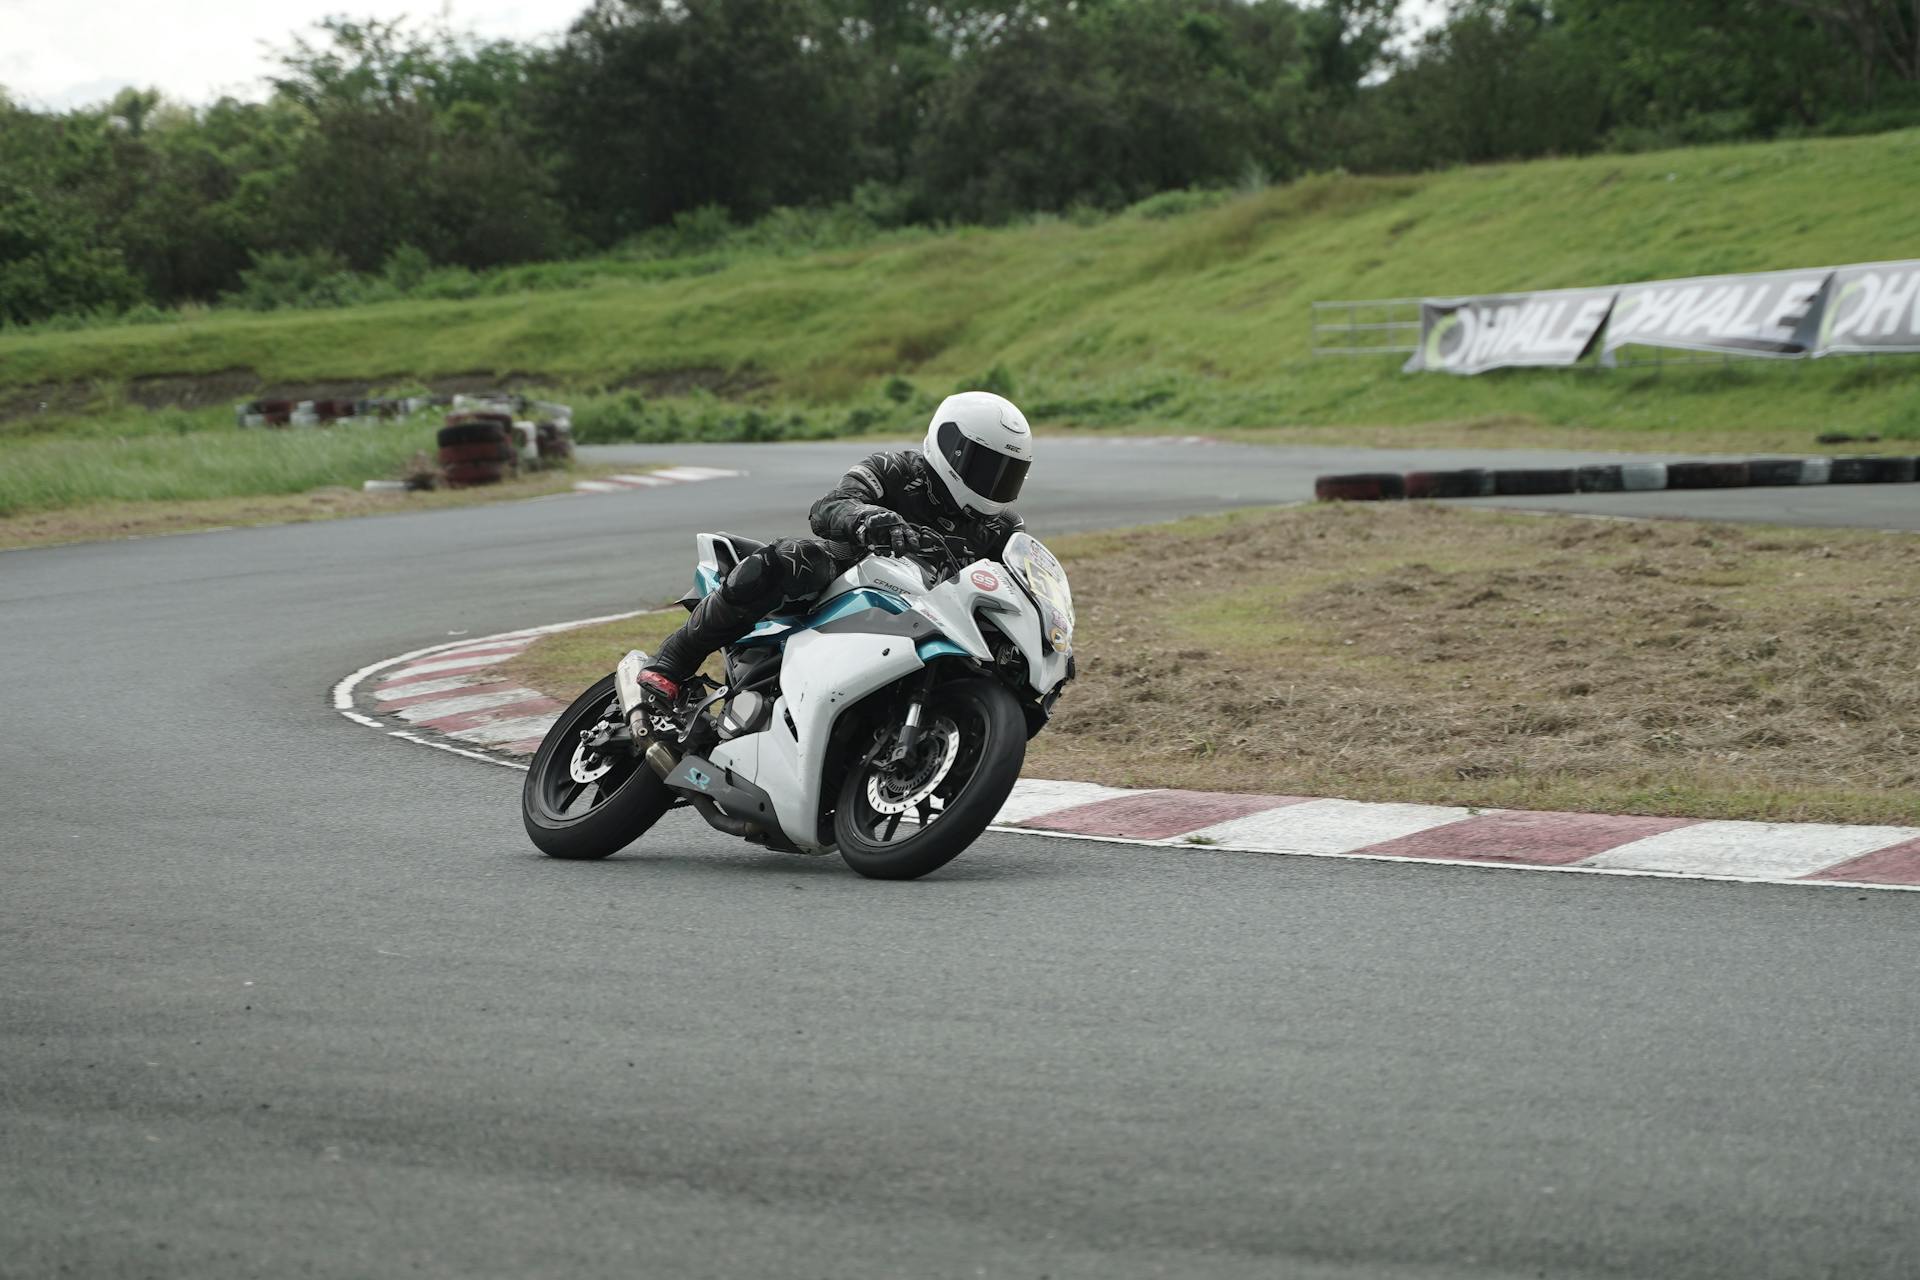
[1771,0,1920,100]
[530,0,866,241]
[1301,0,1402,101]
[266,17,567,270]
[0,178,146,324]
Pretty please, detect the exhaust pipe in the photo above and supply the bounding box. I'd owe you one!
[614,649,653,739]
[687,794,766,840]
[644,741,678,780]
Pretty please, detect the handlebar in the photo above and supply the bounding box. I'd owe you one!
[867,523,965,585]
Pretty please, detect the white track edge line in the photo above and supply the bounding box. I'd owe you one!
[330,608,662,711]
[387,730,531,770]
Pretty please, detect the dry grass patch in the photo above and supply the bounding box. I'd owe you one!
[494,610,723,699]
[498,504,1920,825]
[0,465,638,552]
[1053,504,1920,824]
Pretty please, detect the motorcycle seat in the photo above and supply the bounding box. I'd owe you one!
[712,532,767,578]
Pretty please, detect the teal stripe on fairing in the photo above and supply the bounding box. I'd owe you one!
[693,565,720,598]
[804,589,907,625]
[915,638,969,662]
[733,589,908,649]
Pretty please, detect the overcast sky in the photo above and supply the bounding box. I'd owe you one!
[2,0,1450,112]
[0,0,586,109]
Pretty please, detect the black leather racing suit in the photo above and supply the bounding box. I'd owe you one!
[645,449,1025,682]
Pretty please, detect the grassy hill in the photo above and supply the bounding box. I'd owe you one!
[4,129,1920,524]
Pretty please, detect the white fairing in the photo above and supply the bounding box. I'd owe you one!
[693,538,1073,854]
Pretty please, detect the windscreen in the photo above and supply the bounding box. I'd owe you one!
[1002,532,1074,654]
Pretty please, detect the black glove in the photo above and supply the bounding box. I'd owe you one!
[857,510,919,557]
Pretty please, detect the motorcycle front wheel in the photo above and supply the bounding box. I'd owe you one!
[522,674,674,860]
[833,678,1026,881]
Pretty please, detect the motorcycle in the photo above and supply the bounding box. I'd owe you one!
[521,526,1076,879]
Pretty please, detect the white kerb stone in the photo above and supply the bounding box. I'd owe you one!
[1183,798,1480,854]
[1580,821,1920,878]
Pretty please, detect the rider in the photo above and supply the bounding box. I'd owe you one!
[633,390,1036,715]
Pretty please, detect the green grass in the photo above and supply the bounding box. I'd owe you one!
[4,129,1920,509]
[0,407,442,517]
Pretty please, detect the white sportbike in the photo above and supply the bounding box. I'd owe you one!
[521,526,1076,879]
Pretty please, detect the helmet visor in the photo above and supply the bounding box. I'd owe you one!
[936,421,1030,505]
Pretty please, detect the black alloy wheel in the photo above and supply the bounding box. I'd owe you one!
[522,674,674,860]
[833,678,1026,880]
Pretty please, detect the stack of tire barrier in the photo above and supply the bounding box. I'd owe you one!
[437,411,519,487]
[1315,455,1919,502]
[238,394,446,428]
[238,399,295,428]
[535,419,574,463]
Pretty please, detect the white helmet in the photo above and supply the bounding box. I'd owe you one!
[921,391,1034,517]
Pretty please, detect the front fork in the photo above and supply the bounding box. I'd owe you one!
[886,667,938,767]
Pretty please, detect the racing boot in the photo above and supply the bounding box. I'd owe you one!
[632,588,766,735]
[626,668,685,741]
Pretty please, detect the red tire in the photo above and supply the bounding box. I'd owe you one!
[443,461,507,487]
[445,410,513,430]
[1405,469,1492,499]
[438,442,517,465]
[1315,473,1406,502]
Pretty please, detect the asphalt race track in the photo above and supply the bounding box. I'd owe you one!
[4,439,1918,1279]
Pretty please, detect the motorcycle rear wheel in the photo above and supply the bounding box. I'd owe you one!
[833,678,1026,881]
[522,674,674,860]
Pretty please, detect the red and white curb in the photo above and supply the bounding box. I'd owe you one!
[574,465,743,494]
[335,620,1920,892]
[331,611,654,766]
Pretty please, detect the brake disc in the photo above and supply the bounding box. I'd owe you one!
[569,739,615,784]
[866,718,961,815]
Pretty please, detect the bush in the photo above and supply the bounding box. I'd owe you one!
[118,303,175,326]
[572,389,903,446]
[224,250,379,311]
[1129,187,1232,220]
[381,244,434,291]
[959,365,1017,399]
[848,180,919,229]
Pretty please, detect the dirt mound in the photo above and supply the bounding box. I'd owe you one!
[2,366,769,424]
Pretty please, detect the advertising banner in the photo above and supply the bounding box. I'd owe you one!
[1814,260,1920,354]
[1602,268,1830,362]
[1403,287,1616,375]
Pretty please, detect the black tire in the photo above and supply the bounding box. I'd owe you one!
[1492,468,1576,495]
[1405,469,1491,499]
[438,422,510,448]
[1576,465,1624,493]
[1666,461,1751,489]
[1830,455,1918,484]
[522,674,674,860]
[1746,458,1808,486]
[834,679,1026,881]
[1314,473,1406,502]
